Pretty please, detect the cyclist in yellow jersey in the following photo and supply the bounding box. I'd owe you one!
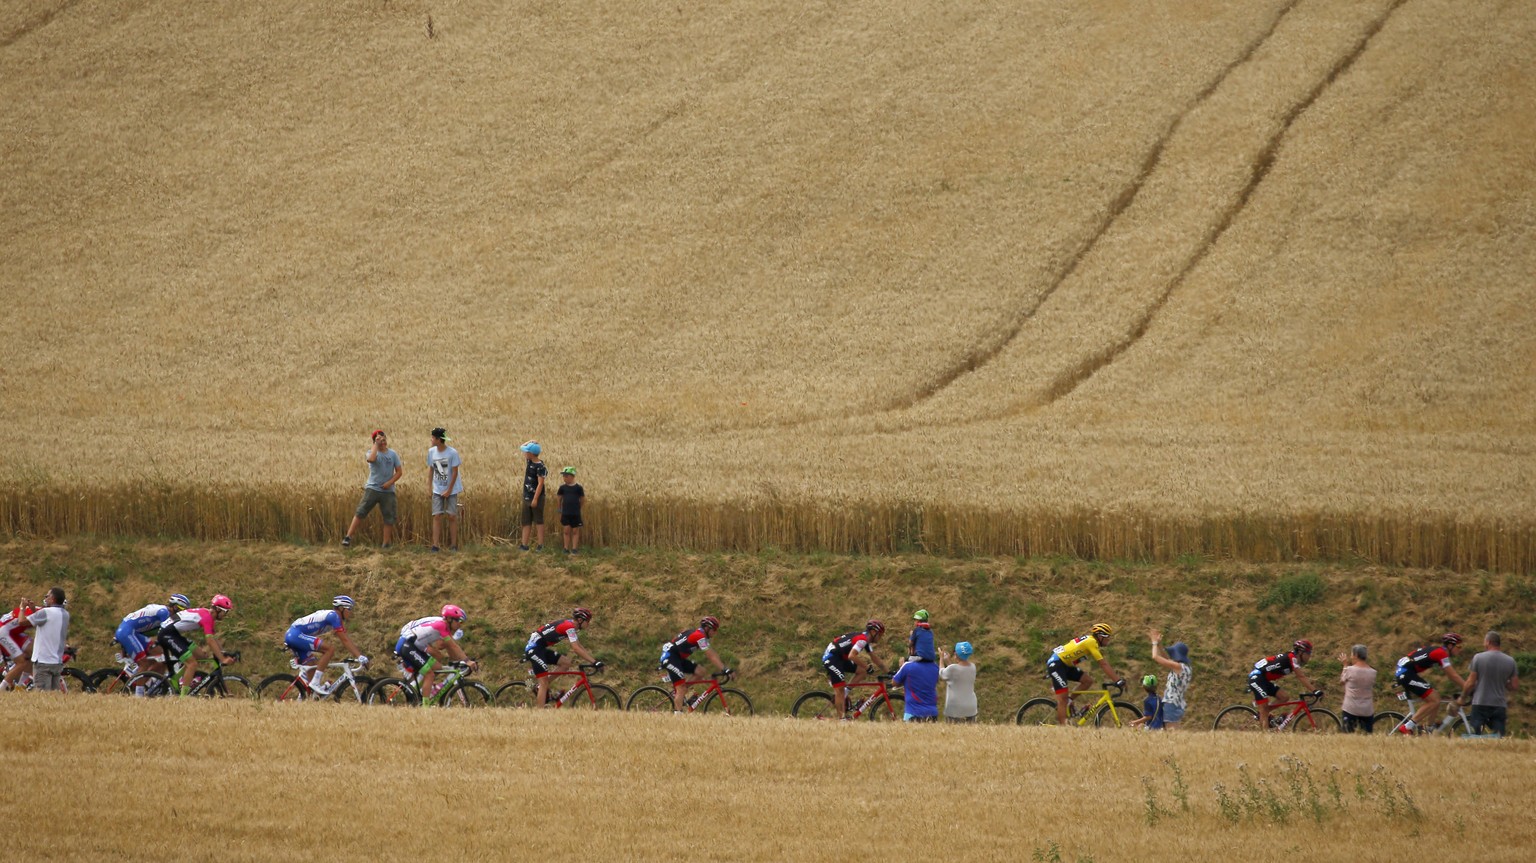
[1048,623,1126,725]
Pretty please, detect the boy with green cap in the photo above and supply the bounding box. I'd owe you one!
[555,466,585,555]
[908,609,935,663]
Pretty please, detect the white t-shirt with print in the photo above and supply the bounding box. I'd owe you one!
[1162,662,1192,709]
[426,446,464,495]
[27,607,70,665]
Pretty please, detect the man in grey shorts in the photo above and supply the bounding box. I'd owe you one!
[1462,631,1520,736]
[28,587,71,691]
[427,427,463,552]
[343,430,402,549]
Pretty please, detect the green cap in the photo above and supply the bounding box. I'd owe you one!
[912,609,929,622]
[1141,674,1157,688]
[560,466,576,476]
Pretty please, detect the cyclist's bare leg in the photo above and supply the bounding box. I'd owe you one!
[1411,689,1441,727]
[2,656,31,689]
[1257,690,1284,729]
[1055,690,1071,724]
[538,654,574,707]
[834,683,848,717]
[673,669,707,711]
[535,673,552,707]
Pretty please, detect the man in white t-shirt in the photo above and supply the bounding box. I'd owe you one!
[27,587,71,692]
[426,427,464,552]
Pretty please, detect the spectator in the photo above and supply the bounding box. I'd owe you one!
[1337,644,1377,733]
[1463,631,1520,737]
[892,655,939,722]
[1130,675,1161,728]
[939,641,977,723]
[908,609,935,662]
[518,441,548,551]
[0,597,39,690]
[343,429,402,549]
[27,587,70,692]
[556,467,585,554]
[1148,630,1191,731]
[426,428,463,552]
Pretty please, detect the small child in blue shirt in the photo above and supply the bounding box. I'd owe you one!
[1131,674,1163,729]
[908,609,935,662]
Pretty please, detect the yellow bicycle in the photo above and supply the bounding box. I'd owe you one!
[1015,680,1141,728]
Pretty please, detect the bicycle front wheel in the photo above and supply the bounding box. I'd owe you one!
[567,683,622,710]
[257,673,308,702]
[1288,707,1342,732]
[626,685,676,713]
[1213,704,1263,731]
[127,671,171,697]
[1096,701,1143,728]
[90,669,127,695]
[792,691,840,720]
[1374,711,1408,733]
[439,681,493,708]
[329,676,374,704]
[367,678,418,707]
[867,694,904,721]
[494,681,535,709]
[702,688,754,717]
[1015,698,1060,727]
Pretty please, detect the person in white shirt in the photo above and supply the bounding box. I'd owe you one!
[27,587,71,692]
[939,641,978,722]
[426,427,463,552]
[1148,629,1192,730]
[1337,644,1378,733]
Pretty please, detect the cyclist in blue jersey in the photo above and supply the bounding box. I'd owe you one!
[284,596,366,694]
[114,593,189,676]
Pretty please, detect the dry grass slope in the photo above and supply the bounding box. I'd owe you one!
[1,1,1533,568]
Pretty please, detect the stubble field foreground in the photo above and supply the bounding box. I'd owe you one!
[3,697,1532,863]
[2,1,1535,570]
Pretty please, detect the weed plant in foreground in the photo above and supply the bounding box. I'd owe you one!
[2,697,1531,863]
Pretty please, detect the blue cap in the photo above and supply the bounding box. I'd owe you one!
[520,441,541,455]
[1168,642,1189,663]
[954,641,973,659]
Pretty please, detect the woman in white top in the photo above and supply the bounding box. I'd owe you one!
[1337,644,1378,733]
[939,641,978,722]
[1148,629,1191,730]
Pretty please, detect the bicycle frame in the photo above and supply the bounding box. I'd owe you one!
[286,658,369,698]
[1062,688,1120,727]
[673,673,737,712]
[539,665,605,708]
[842,676,899,720]
[1266,693,1328,730]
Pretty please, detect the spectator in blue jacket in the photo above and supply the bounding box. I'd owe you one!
[892,656,940,722]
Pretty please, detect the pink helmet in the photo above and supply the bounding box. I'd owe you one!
[441,604,466,621]
[211,594,233,612]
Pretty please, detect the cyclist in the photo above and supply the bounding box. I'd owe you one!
[822,620,888,718]
[526,607,601,707]
[0,598,40,691]
[113,594,190,677]
[1248,639,1322,730]
[1393,633,1469,735]
[156,595,239,695]
[284,596,367,694]
[1048,622,1126,725]
[397,605,476,698]
[659,615,731,713]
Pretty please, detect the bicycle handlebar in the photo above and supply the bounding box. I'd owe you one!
[579,663,604,674]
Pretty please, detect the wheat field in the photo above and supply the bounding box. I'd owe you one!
[3,696,1532,862]
[2,0,1534,566]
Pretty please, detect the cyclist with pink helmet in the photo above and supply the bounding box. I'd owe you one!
[525,607,601,707]
[396,605,476,697]
[156,595,238,695]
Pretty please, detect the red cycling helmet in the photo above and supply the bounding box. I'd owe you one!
[1442,632,1463,647]
[700,616,720,632]
[866,619,886,636]
[572,607,593,623]
[1292,639,1313,654]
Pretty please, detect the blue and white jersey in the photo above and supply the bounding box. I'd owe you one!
[289,609,345,638]
[122,604,171,635]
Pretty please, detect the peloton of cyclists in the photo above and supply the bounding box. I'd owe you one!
[1248,639,1322,729]
[526,607,602,707]
[1048,623,1126,725]
[823,620,889,718]
[157,594,239,695]
[113,593,189,677]
[1393,632,1469,735]
[395,605,476,697]
[659,615,732,713]
[284,596,367,694]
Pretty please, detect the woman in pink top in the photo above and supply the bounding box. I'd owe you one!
[1338,644,1378,733]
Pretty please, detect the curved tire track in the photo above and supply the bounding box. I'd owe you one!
[0,0,82,51]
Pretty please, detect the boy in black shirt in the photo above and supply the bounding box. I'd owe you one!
[556,467,585,554]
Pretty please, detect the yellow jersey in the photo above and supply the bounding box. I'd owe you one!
[1052,635,1104,665]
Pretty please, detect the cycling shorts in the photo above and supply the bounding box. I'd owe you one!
[398,638,431,675]
[114,622,151,661]
[1247,673,1279,704]
[1395,670,1433,699]
[1047,658,1083,694]
[822,653,856,688]
[285,630,322,664]
[157,629,194,663]
[526,644,562,677]
[661,654,697,685]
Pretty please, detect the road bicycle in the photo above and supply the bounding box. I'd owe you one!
[792,674,904,720]
[3,645,94,694]
[1213,689,1340,731]
[124,650,251,698]
[258,657,374,703]
[495,663,621,709]
[366,659,491,707]
[625,671,753,716]
[1015,680,1140,728]
[1376,688,1474,736]
[89,647,171,695]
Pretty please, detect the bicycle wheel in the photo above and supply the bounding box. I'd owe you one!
[792,691,841,720]
[1212,704,1263,731]
[494,680,535,709]
[626,685,676,713]
[567,683,622,710]
[1015,698,1061,726]
[91,669,131,695]
[329,676,374,704]
[61,668,95,694]
[1288,707,1342,732]
[439,681,493,708]
[1096,701,1143,728]
[367,678,418,707]
[209,674,252,698]
[127,671,171,697]
[867,694,904,721]
[701,688,754,717]
[1374,711,1408,733]
[258,673,309,702]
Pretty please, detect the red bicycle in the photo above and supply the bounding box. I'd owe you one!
[792,674,903,720]
[1213,690,1341,732]
[625,671,754,716]
[495,663,622,709]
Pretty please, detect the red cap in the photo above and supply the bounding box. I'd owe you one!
[371,429,386,440]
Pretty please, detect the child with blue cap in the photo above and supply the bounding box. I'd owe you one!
[939,641,978,722]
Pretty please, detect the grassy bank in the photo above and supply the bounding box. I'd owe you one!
[2,538,1531,726]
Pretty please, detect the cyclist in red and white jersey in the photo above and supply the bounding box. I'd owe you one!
[0,599,40,690]
[1393,633,1469,735]
[659,616,731,712]
[525,607,601,707]
[822,620,888,718]
[1248,639,1321,730]
[397,605,475,697]
[156,595,239,695]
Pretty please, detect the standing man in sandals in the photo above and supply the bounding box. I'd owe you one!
[343,430,402,549]
[427,427,463,553]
